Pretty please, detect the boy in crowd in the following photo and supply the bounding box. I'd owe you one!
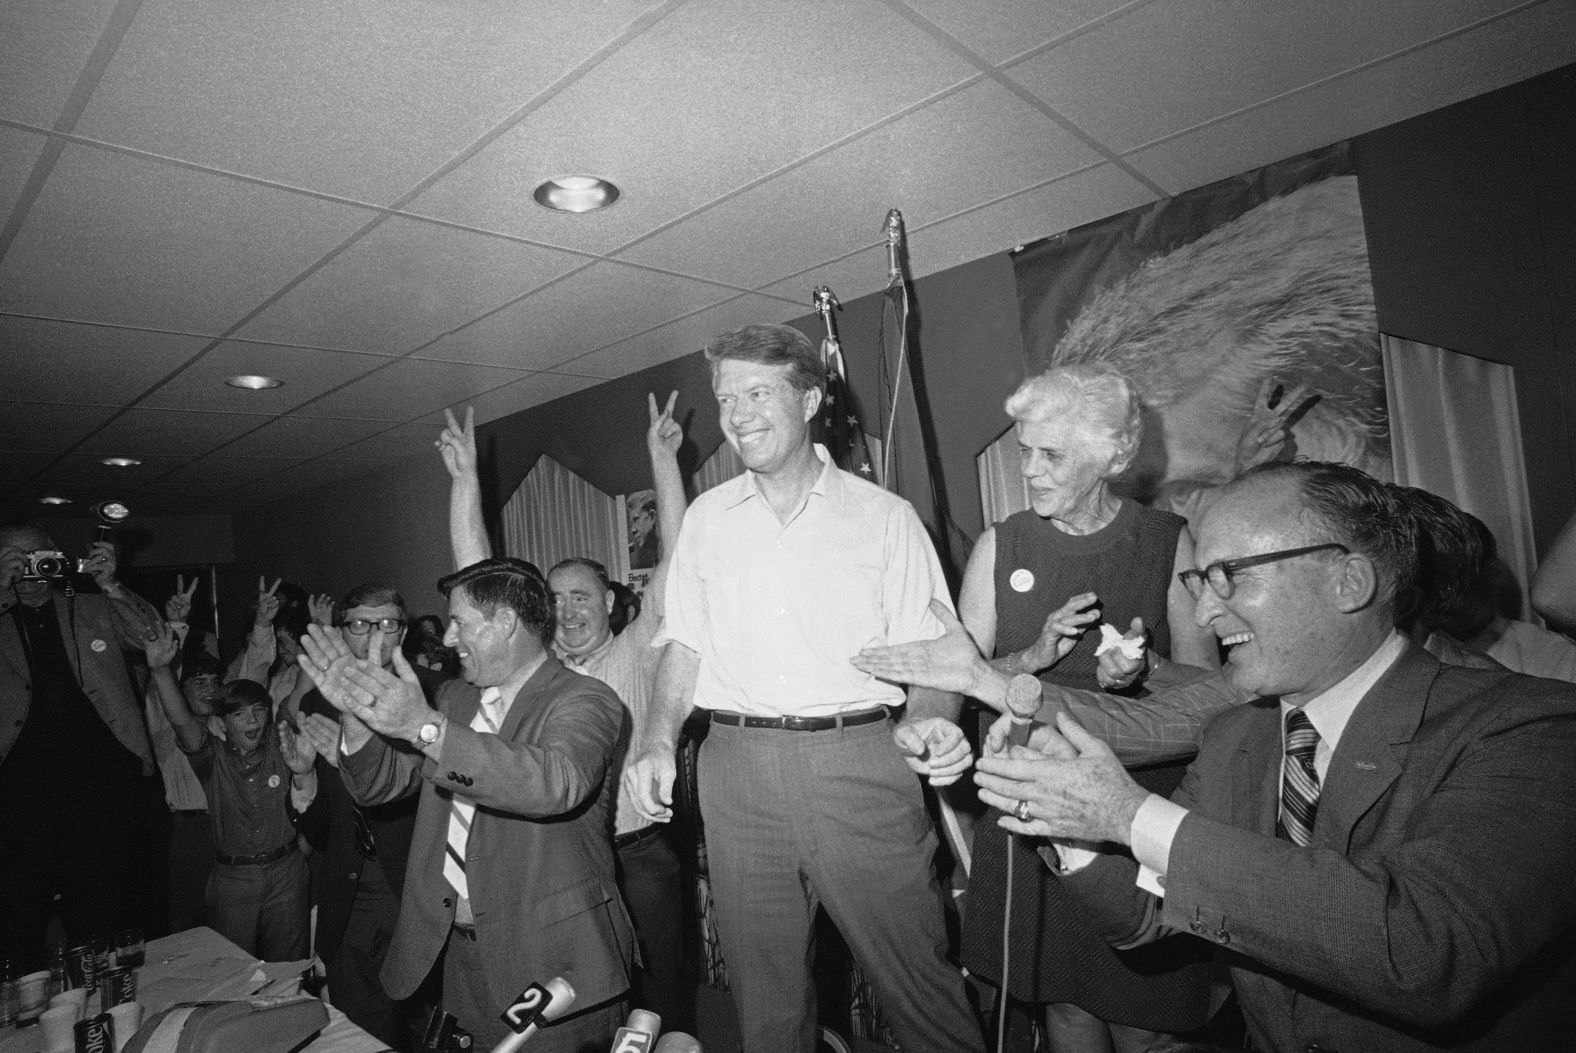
[146,625,318,960]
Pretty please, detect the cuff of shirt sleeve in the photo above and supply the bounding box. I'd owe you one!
[340,729,367,757]
[1041,838,1102,875]
[1130,793,1189,896]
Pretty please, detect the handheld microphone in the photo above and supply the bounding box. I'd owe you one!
[608,1009,661,1052]
[490,976,576,1053]
[884,208,905,283]
[1005,673,1043,748]
[652,1034,702,1053]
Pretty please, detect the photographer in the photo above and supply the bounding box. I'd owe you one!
[0,520,164,970]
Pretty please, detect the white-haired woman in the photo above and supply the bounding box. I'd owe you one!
[959,364,1219,1052]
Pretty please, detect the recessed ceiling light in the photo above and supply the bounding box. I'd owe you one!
[225,374,283,390]
[101,457,142,467]
[533,175,620,214]
[38,495,72,506]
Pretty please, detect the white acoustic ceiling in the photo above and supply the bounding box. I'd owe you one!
[3,0,1573,516]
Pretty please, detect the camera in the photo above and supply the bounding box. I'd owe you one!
[19,550,76,580]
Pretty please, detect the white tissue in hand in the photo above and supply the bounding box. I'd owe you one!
[1095,623,1144,660]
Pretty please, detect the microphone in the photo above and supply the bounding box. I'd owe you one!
[607,1009,661,1052]
[884,208,905,284]
[652,1034,702,1053]
[1005,673,1042,748]
[490,976,576,1053]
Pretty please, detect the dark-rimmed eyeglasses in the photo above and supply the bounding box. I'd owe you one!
[343,617,406,636]
[1178,543,1349,601]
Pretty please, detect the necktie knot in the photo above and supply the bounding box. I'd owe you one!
[1285,707,1319,761]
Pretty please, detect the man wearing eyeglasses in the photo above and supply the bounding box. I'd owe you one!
[292,585,446,1049]
[968,461,1576,1049]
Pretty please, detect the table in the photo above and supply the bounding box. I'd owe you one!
[0,928,387,1053]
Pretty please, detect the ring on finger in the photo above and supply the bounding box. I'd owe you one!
[1014,799,1032,823]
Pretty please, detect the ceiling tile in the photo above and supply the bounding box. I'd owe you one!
[214,415,398,459]
[1124,2,1576,194]
[0,127,48,221]
[292,358,529,421]
[419,372,607,426]
[0,0,120,127]
[329,421,439,461]
[139,341,395,413]
[1009,0,1533,153]
[566,293,800,378]
[619,80,1102,287]
[406,0,978,254]
[77,407,273,458]
[0,317,210,405]
[235,216,584,353]
[0,450,58,489]
[146,454,308,490]
[271,456,390,492]
[414,262,736,371]
[0,402,123,453]
[0,144,375,333]
[35,452,184,495]
[899,0,1136,64]
[755,164,1158,303]
[73,0,665,202]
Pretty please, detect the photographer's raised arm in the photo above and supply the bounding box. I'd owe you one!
[88,540,163,648]
[439,406,491,569]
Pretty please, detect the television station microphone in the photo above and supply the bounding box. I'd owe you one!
[607,1009,661,1052]
[490,976,576,1053]
[1005,673,1043,749]
[652,1033,702,1053]
[884,208,905,285]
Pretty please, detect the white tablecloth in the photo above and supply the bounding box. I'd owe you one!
[0,928,387,1053]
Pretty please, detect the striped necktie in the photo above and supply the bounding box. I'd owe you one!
[1277,707,1321,847]
[443,686,502,901]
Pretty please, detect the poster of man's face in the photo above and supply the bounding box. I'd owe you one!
[627,488,658,571]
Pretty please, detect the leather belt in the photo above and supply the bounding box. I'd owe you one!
[614,823,665,850]
[215,841,295,867]
[709,707,889,732]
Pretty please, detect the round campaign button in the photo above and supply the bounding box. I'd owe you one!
[1009,569,1035,593]
[90,639,108,653]
[268,774,282,788]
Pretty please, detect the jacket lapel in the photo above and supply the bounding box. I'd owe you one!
[495,655,560,742]
[1317,643,1435,852]
[1230,698,1283,837]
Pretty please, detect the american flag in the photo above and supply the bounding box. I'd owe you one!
[812,286,879,484]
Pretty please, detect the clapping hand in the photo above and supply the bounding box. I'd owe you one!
[297,624,433,744]
[165,574,199,623]
[437,406,477,480]
[1024,592,1100,671]
[308,593,335,627]
[144,623,181,669]
[277,716,317,776]
[296,712,344,768]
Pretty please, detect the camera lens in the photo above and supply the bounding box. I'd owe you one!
[34,555,65,577]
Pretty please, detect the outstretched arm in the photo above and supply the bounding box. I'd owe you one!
[623,641,699,823]
[145,624,207,754]
[439,406,491,569]
[644,391,687,618]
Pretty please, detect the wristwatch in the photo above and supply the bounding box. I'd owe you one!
[416,717,443,746]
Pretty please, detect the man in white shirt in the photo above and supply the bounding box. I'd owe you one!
[626,324,983,1053]
[973,461,1576,1050]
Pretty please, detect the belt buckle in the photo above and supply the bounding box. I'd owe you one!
[780,714,813,731]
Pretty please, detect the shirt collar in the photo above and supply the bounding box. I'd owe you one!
[555,630,615,670]
[723,443,843,511]
[487,649,548,718]
[1283,629,1406,753]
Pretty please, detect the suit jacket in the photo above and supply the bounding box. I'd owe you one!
[1069,644,1576,1051]
[0,587,161,774]
[296,664,445,960]
[340,654,634,1012]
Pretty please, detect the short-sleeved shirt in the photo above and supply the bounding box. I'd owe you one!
[559,609,662,836]
[657,444,951,717]
[187,730,297,858]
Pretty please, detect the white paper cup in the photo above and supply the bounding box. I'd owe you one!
[48,988,87,1017]
[40,1004,79,1052]
[106,1002,144,1052]
[16,970,51,1023]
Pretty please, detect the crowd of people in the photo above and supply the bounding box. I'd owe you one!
[4,321,1576,1053]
